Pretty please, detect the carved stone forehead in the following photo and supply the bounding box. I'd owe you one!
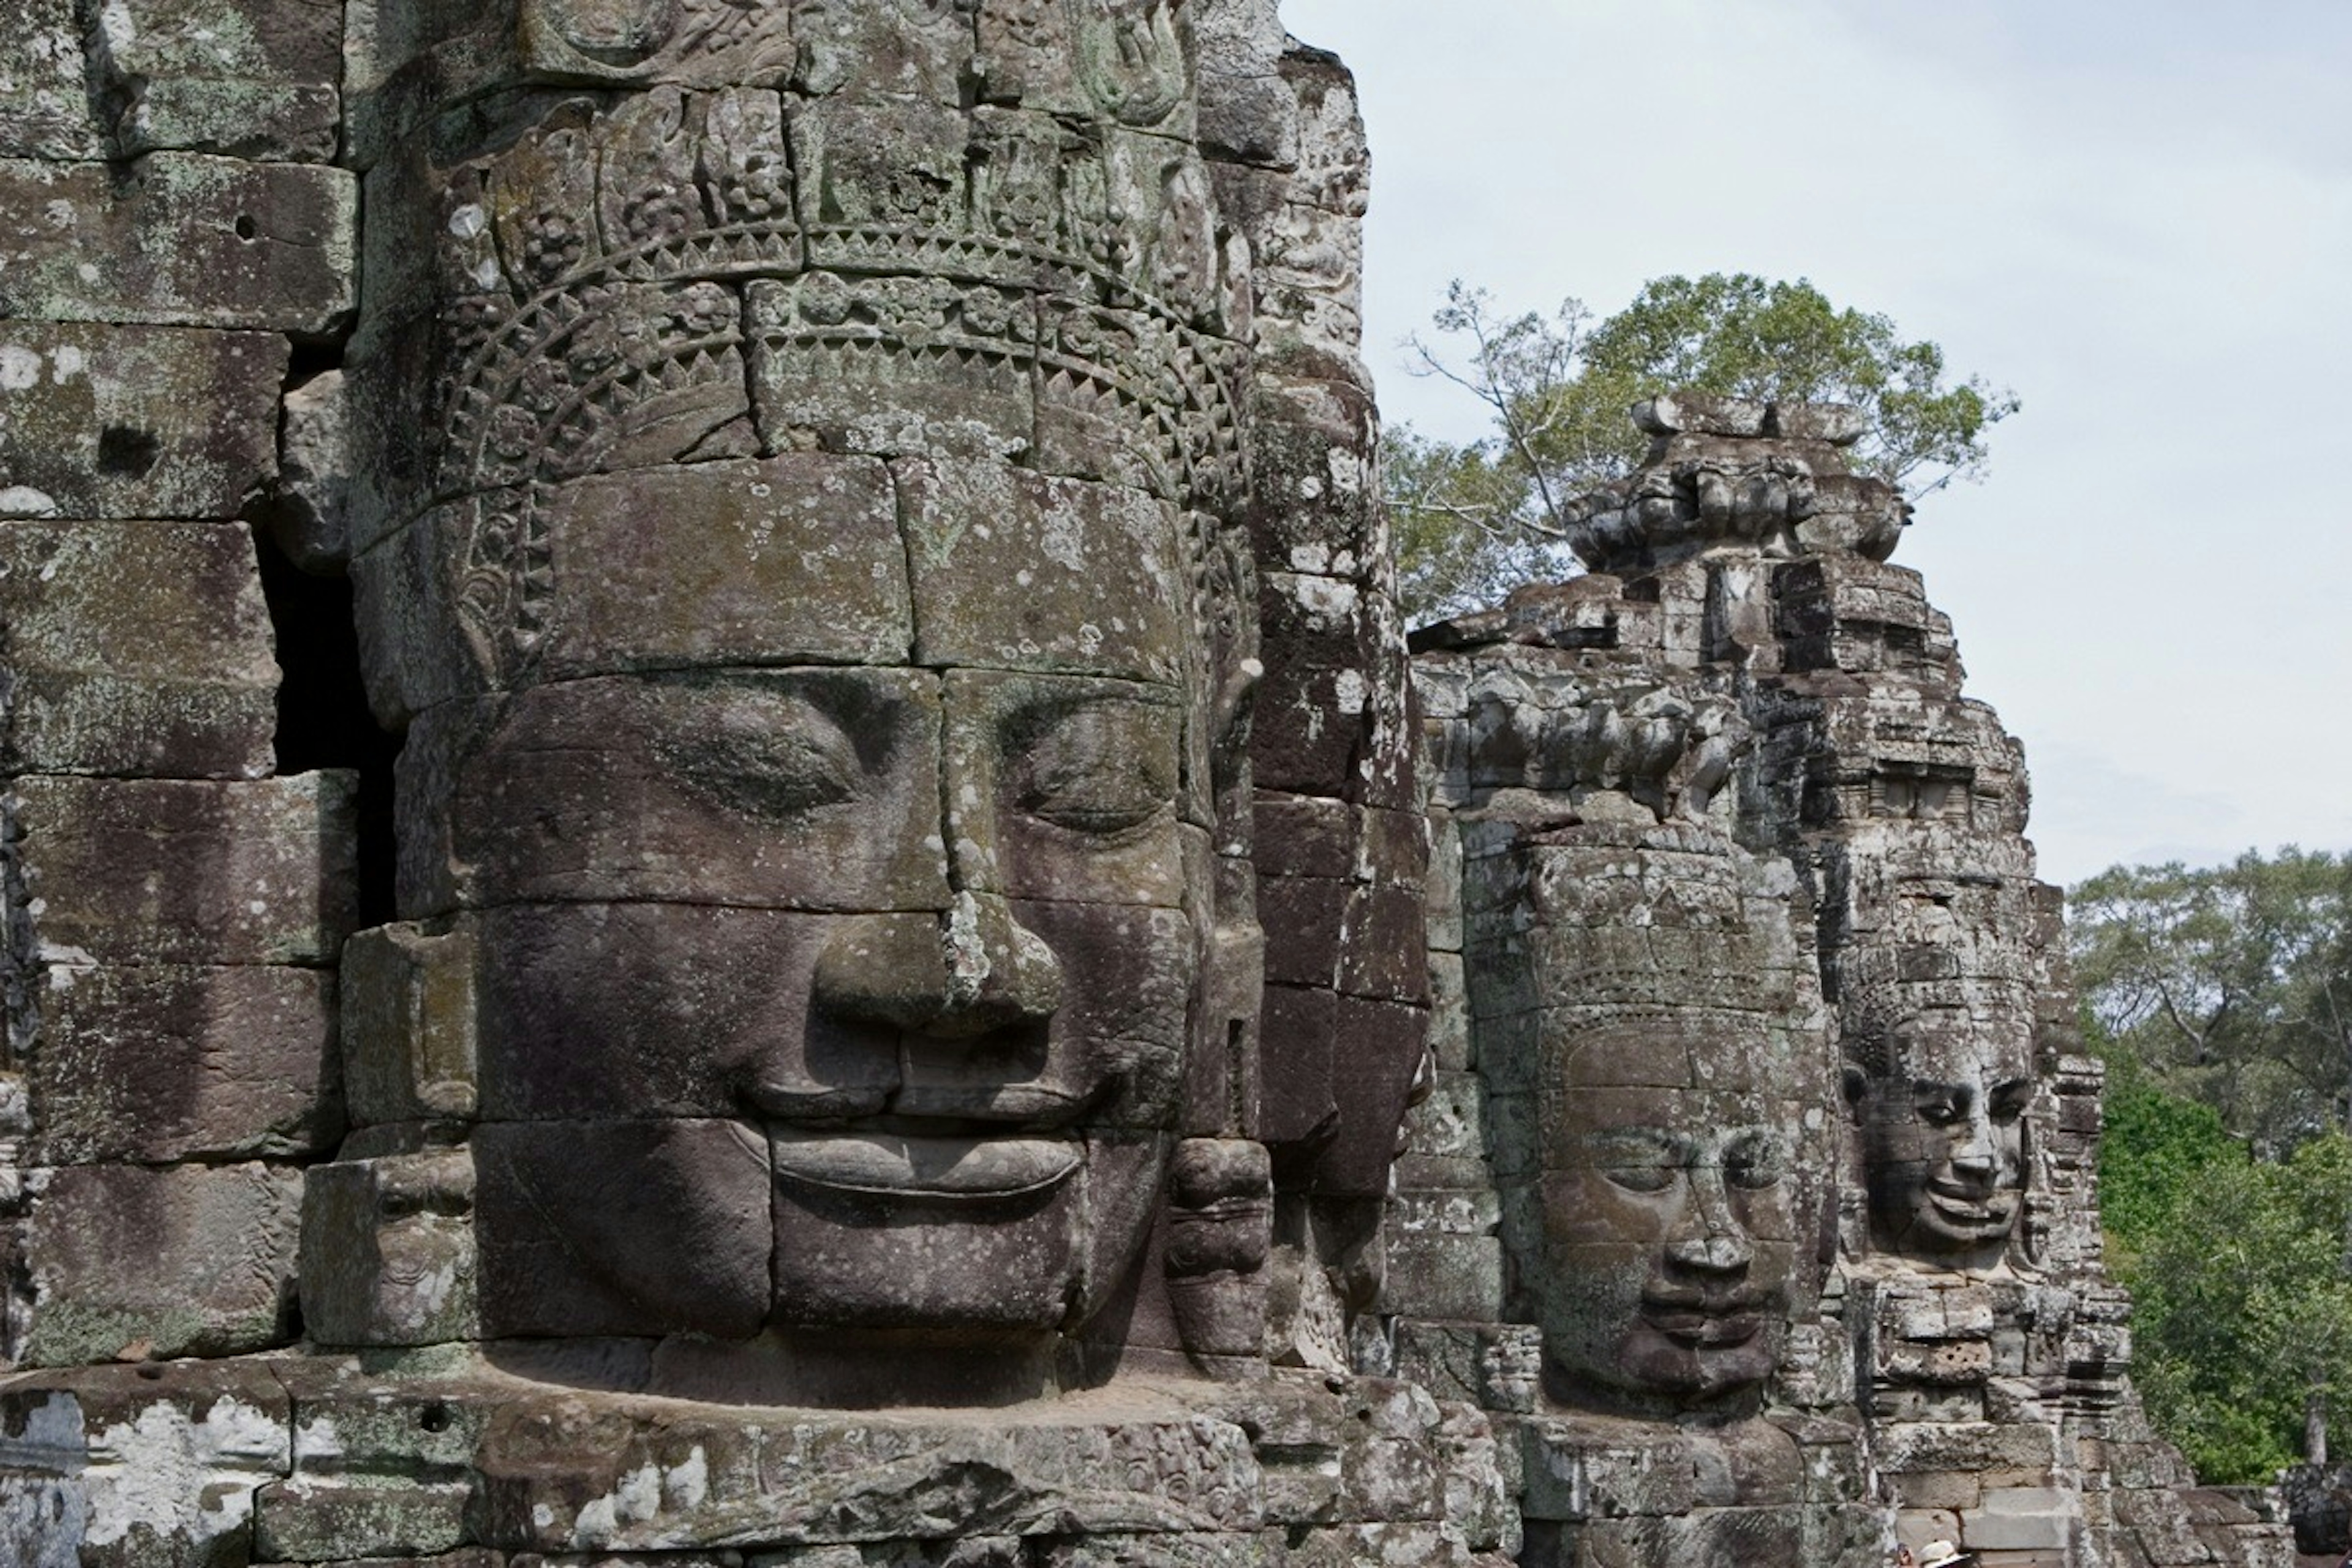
[1839,976,2037,1083]
[1533,1007,1813,1099]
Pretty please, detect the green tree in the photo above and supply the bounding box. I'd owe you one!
[2117,1124,2352,1477]
[2071,849,2352,1156]
[1390,273,2018,620]
[2081,850,2352,1477]
[2098,1049,2237,1250]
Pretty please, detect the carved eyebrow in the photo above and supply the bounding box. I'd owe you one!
[1580,1128,1688,1165]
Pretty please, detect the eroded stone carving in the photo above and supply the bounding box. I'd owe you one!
[1841,972,2036,1270]
[1485,827,1832,1421]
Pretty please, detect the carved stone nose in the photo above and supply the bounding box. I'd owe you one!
[809,901,1062,1039]
[930,891,1063,1039]
[1665,1168,1754,1275]
[1667,1232,1754,1276]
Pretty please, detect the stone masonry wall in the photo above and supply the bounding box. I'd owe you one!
[1,0,358,1373]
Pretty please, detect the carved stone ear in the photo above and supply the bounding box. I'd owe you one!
[1164,1137,1273,1368]
[1841,1063,1871,1114]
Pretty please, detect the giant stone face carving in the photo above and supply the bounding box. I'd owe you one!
[1473,822,1834,1422]
[1533,1009,1804,1413]
[1842,987,2035,1268]
[336,5,1270,1390]
[436,568,1218,1349]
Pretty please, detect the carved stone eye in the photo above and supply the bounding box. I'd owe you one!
[1011,701,1175,836]
[1990,1082,2036,1125]
[1913,1092,1967,1128]
[1722,1133,1787,1190]
[534,0,681,67]
[1604,1163,1677,1196]
[660,705,861,819]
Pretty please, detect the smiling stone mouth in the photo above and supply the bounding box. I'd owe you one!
[1928,1189,2016,1226]
[769,1129,1084,1200]
[1640,1291,1770,1347]
[1641,1305,1766,1348]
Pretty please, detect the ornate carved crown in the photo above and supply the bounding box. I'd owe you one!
[394,72,1253,676]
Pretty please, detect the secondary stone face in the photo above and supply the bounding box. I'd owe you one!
[1396,399,2294,1567]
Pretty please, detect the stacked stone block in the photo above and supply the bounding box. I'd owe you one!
[0,0,356,1379]
[1197,0,1431,1375]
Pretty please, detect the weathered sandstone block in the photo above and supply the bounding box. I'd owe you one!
[16,1163,304,1364]
[0,0,105,159]
[25,962,337,1163]
[0,155,354,331]
[0,324,287,521]
[6,772,357,967]
[88,0,344,161]
[0,519,279,778]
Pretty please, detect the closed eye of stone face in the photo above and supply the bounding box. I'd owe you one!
[658,696,865,819]
[1910,1085,1972,1127]
[1008,699,1178,837]
[1989,1079,2035,1124]
[1584,1129,1686,1194]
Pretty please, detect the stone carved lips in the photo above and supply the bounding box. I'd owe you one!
[769,1131,1083,1202]
[1638,1286,1773,1349]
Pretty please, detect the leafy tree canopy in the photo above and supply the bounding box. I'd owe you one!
[2081,848,2352,1478]
[2072,848,2352,1157]
[2111,1114,2352,1480]
[1390,273,2018,620]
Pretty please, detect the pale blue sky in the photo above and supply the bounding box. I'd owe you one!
[1280,0,2352,886]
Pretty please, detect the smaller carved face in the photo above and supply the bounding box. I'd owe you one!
[1846,1011,2035,1266]
[1531,1016,1807,1416]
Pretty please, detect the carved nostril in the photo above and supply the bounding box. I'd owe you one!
[1669,1234,1754,1275]
[926,891,1063,1039]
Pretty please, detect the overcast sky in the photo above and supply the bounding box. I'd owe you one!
[1278,0,2352,888]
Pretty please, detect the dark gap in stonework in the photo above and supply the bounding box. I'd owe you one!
[285,339,341,385]
[251,527,401,930]
[96,425,159,478]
